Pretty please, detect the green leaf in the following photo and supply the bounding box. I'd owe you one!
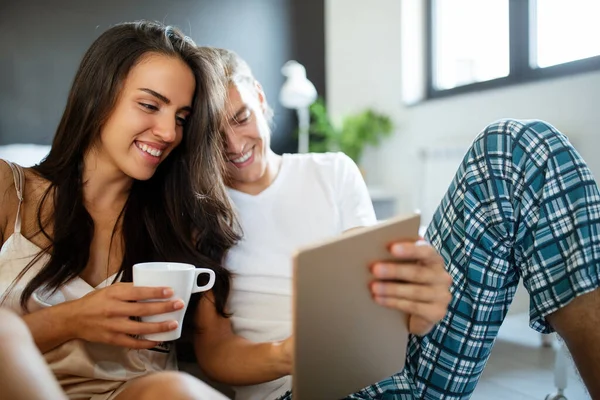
[307,98,395,163]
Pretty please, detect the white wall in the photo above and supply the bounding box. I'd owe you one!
[325,0,404,121]
[326,0,600,218]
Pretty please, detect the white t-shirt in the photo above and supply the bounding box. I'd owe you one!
[225,152,377,400]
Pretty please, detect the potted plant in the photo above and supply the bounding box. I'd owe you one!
[307,98,394,164]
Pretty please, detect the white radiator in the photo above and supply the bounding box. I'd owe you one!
[416,145,469,230]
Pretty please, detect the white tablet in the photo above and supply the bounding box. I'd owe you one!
[292,213,421,400]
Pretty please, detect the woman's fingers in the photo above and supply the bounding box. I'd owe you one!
[115,299,185,317]
[108,318,179,337]
[108,283,175,302]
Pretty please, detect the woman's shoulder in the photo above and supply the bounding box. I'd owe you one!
[0,160,47,195]
[0,159,18,198]
[0,160,52,242]
[0,160,19,240]
[0,160,50,211]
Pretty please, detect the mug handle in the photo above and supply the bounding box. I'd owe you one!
[192,268,216,293]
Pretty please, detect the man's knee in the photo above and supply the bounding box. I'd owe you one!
[479,119,561,142]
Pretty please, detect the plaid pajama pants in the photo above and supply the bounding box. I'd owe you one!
[278,119,600,399]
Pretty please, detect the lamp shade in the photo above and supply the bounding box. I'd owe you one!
[279,60,317,109]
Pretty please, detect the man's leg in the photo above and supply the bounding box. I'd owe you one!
[351,119,600,400]
[546,289,600,398]
[421,119,600,398]
[0,308,67,400]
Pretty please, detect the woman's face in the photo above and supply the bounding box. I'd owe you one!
[97,53,195,181]
[222,83,271,187]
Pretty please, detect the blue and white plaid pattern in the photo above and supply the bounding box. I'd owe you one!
[278,119,600,399]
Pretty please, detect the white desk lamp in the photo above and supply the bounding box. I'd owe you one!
[279,60,317,153]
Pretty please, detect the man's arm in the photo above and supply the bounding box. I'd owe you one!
[193,291,292,386]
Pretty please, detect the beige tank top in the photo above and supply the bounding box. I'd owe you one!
[0,160,176,399]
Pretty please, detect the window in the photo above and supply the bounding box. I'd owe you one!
[432,0,510,90]
[427,0,600,99]
[532,0,600,68]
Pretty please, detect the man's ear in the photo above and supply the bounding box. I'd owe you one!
[254,80,267,112]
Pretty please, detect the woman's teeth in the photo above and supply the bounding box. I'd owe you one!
[232,150,252,164]
[136,142,163,157]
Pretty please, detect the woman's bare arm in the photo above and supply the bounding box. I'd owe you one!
[21,302,79,353]
[0,161,76,352]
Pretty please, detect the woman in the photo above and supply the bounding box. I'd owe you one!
[192,48,452,400]
[0,21,236,400]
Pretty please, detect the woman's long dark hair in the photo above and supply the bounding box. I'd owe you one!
[10,21,239,319]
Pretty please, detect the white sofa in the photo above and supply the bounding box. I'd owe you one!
[0,144,51,167]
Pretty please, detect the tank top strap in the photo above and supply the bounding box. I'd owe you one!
[3,160,25,233]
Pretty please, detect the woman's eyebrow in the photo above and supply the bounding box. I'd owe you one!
[138,88,192,112]
[139,88,171,104]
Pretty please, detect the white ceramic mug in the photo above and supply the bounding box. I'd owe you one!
[133,262,216,341]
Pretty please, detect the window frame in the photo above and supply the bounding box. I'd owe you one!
[425,0,600,100]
